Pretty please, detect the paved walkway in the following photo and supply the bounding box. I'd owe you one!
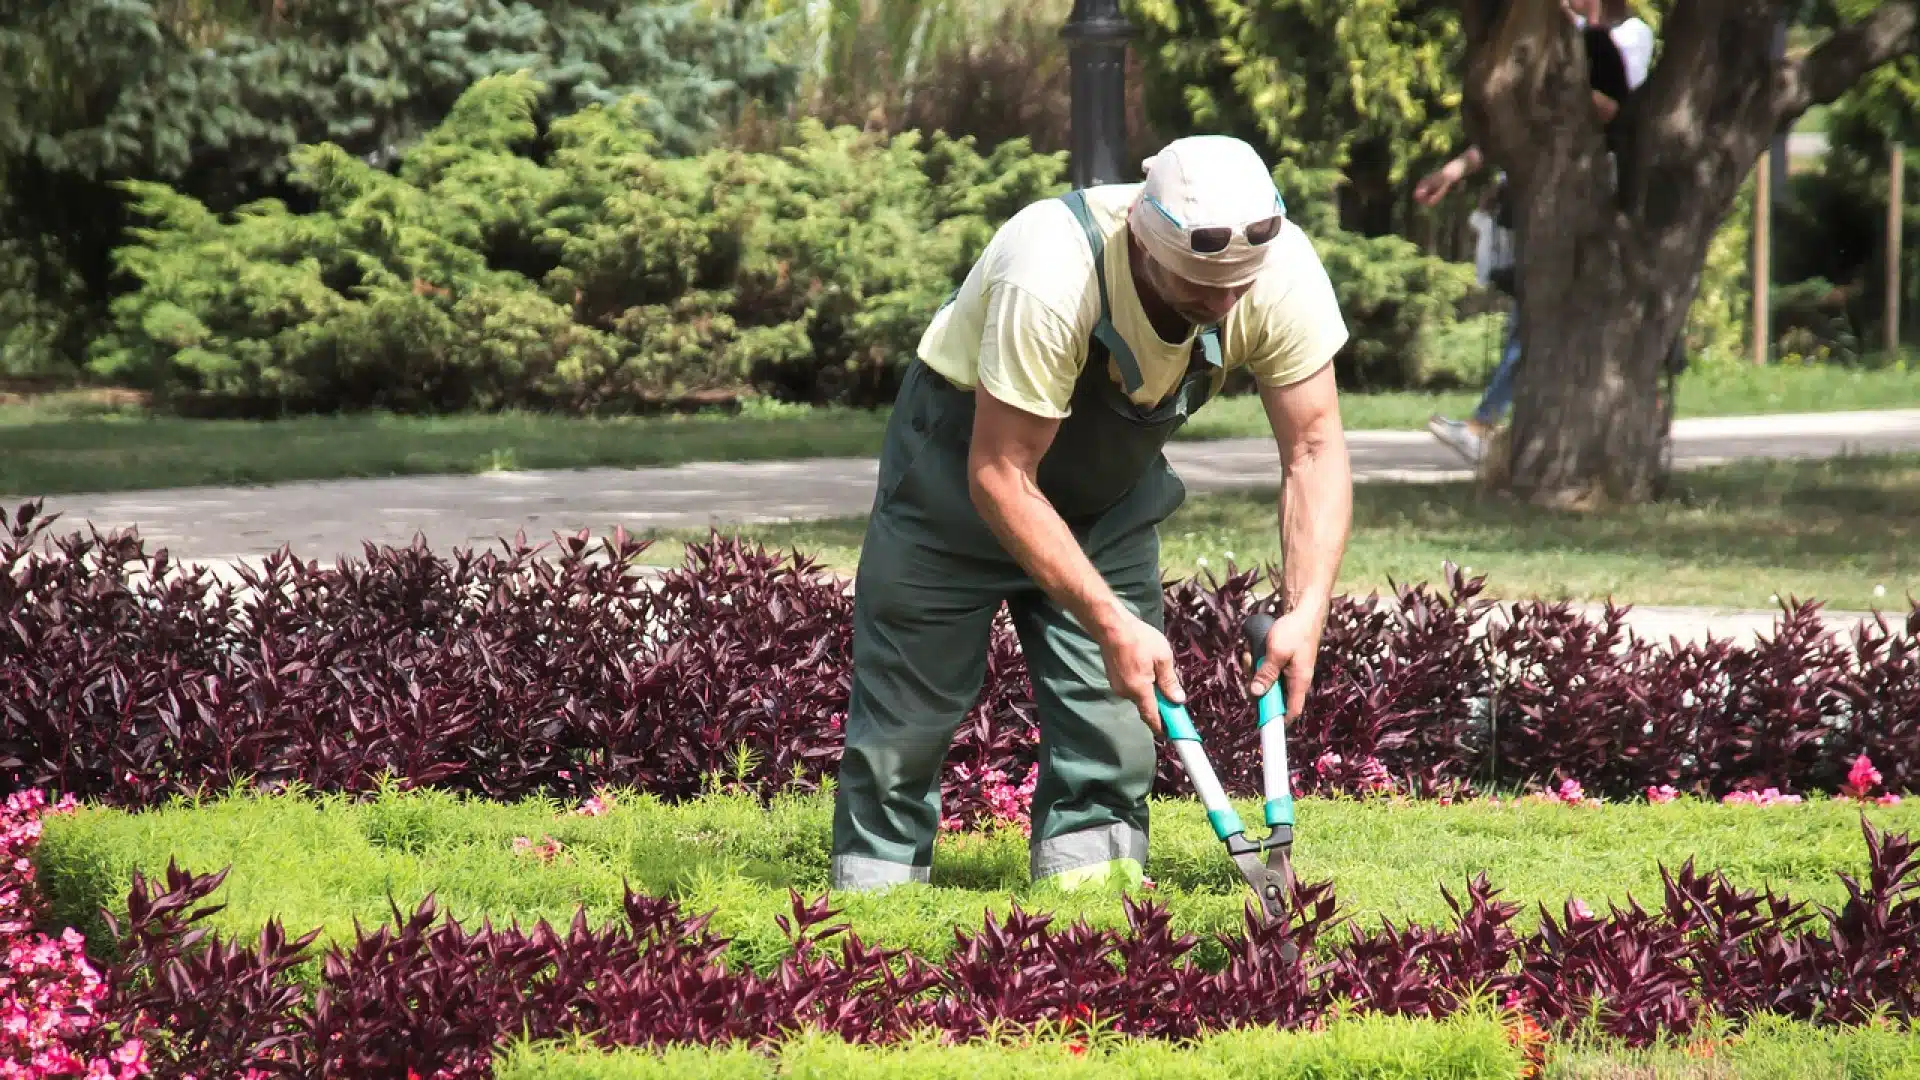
[13,407,1920,646]
[22,408,1920,566]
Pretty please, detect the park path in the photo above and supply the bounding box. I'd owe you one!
[15,407,1920,645]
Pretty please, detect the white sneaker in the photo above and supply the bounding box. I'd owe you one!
[1427,416,1486,464]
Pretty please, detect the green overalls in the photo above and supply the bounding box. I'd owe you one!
[829,189,1226,891]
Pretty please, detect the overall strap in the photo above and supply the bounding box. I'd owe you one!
[1198,327,1222,368]
[1060,190,1146,395]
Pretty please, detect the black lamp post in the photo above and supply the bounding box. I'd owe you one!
[1061,0,1134,189]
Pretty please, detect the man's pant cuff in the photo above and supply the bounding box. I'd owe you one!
[831,853,930,891]
[1030,822,1148,887]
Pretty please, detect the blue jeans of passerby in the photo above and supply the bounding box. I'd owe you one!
[1473,306,1520,426]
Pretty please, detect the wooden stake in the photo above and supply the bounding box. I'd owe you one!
[1753,148,1772,365]
[1890,143,1905,358]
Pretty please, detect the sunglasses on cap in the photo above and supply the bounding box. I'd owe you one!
[1145,193,1287,254]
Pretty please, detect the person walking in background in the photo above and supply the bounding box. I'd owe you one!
[1417,0,1651,465]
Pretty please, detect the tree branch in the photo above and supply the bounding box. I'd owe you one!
[1775,1,1920,121]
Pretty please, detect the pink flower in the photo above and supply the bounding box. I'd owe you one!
[1723,787,1802,807]
[1879,793,1903,806]
[1839,754,1890,802]
[1850,754,1883,794]
[1527,778,1602,808]
[1310,751,1396,796]
[1,790,149,1078]
[512,836,564,861]
[943,762,1043,834]
[960,764,1038,833]
[1358,756,1394,793]
[574,793,612,817]
[1647,784,1678,804]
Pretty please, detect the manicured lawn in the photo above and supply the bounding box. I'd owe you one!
[491,1017,1920,1080]
[33,789,1920,1076]
[1544,1014,1920,1078]
[632,452,1920,611]
[490,1017,1527,1079]
[36,787,1920,972]
[4,361,1915,495]
[0,395,895,496]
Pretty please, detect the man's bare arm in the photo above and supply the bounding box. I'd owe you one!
[1248,362,1353,717]
[968,386,1182,729]
[967,389,1126,639]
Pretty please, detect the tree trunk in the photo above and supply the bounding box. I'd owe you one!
[1502,212,1694,507]
[1454,0,1920,507]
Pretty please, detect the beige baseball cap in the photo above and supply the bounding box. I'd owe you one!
[1127,135,1287,289]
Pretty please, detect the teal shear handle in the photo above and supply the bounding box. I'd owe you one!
[1155,611,1296,843]
[1156,611,1297,923]
[1245,612,1294,831]
[1157,695,1245,841]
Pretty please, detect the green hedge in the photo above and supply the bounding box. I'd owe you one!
[0,0,803,381]
[88,73,1067,415]
[87,72,1483,417]
[35,787,1920,977]
[493,1016,1525,1079]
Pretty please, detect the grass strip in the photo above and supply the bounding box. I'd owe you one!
[489,1013,1920,1080]
[1544,1012,1920,1078]
[35,787,1920,976]
[632,451,1920,611]
[492,1013,1526,1079]
[5,361,1914,496]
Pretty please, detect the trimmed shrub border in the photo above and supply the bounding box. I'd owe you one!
[3,499,1920,818]
[5,500,1919,825]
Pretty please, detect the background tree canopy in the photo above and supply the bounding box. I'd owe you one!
[0,0,802,380]
[0,0,1910,410]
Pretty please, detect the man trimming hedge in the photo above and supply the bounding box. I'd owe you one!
[830,135,1355,892]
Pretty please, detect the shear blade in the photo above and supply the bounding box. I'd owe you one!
[1266,844,1296,894]
[1231,851,1291,922]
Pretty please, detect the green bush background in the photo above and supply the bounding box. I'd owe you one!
[2,0,1911,409]
[87,73,1066,414]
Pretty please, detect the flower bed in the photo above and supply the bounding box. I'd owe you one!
[2,789,149,1079]
[16,788,1920,1077]
[4,503,1918,820]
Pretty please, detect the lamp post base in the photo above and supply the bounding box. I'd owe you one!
[1062,1,1134,190]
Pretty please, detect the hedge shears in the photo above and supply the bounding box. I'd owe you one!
[1155,611,1295,922]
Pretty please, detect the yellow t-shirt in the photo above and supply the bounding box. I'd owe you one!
[916,183,1349,419]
